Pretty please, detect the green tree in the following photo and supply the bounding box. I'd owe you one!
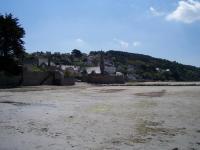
[0,13,25,58]
[71,49,82,58]
[0,13,25,75]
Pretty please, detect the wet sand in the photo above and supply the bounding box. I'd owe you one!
[0,83,200,150]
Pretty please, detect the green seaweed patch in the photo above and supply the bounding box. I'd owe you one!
[88,104,112,113]
[136,119,185,137]
[134,100,158,108]
[108,136,152,146]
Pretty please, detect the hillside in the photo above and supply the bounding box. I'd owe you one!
[104,50,200,81]
[26,50,200,81]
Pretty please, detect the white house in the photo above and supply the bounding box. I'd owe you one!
[86,66,101,74]
[59,65,79,71]
[38,57,56,67]
[116,72,123,76]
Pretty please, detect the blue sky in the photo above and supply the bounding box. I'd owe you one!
[1,0,200,67]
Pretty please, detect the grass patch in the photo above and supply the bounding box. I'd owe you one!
[88,104,112,113]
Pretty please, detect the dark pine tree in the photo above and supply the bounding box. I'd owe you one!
[0,13,25,75]
[0,13,25,58]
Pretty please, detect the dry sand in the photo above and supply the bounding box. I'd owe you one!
[0,83,200,150]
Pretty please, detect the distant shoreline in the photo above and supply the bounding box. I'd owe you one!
[100,82,200,86]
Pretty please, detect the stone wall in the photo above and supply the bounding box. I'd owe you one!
[62,78,75,86]
[0,72,20,88]
[87,74,125,84]
[0,70,75,88]
[22,71,75,86]
[22,71,53,86]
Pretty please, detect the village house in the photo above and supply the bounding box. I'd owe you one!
[85,66,101,74]
[59,65,80,77]
[23,57,56,71]
[116,72,123,76]
[104,59,116,75]
[38,57,56,68]
[104,66,116,75]
[85,56,93,66]
[156,67,171,73]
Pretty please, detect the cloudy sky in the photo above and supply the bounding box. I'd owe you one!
[1,0,200,66]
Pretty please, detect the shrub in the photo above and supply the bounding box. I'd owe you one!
[64,70,74,78]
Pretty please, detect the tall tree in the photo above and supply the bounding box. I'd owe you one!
[0,13,25,58]
[71,49,82,58]
[0,13,25,75]
[100,51,105,75]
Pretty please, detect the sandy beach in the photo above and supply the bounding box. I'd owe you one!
[0,83,200,150]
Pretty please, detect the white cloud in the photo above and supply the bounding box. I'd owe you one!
[75,38,84,43]
[133,41,141,47]
[150,6,165,16]
[74,38,87,49]
[119,40,129,49]
[166,0,200,23]
[114,38,129,49]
